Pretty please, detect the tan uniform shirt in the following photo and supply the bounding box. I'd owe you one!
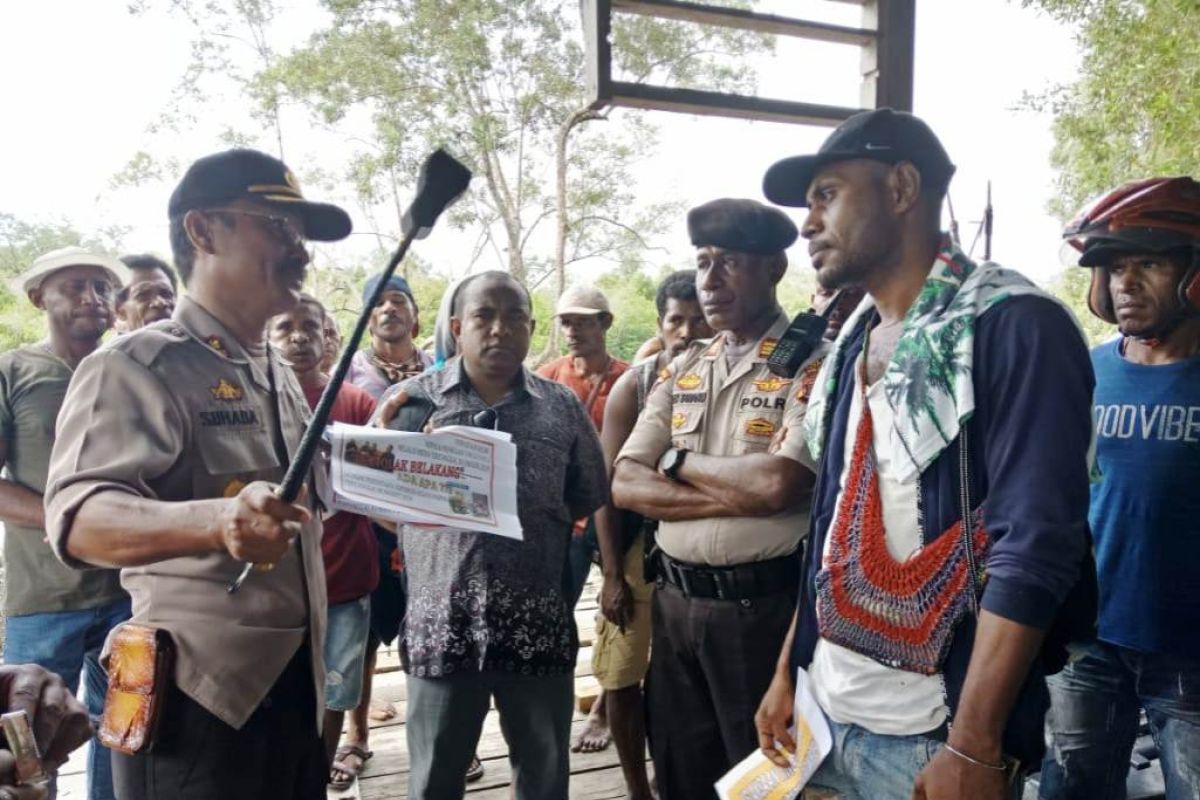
[617,311,826,566]
[45,296,327,729]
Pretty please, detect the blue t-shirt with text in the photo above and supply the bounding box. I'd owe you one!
[1090,338,1200,657]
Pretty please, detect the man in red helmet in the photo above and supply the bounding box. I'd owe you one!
[1040,177,1200,799]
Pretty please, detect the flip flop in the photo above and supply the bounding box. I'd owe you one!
[330,744,374,791]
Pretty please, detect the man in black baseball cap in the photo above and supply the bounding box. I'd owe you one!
[762,107,955,209]
[46,148,354,799]
[754,110,1095,800]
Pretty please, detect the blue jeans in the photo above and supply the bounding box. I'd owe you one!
[4,596,131,800]
[323,596,371,711]
[808,718,1024,800]
[1040,641,1200,799]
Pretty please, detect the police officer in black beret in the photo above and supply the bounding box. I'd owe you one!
[612,198,826,799]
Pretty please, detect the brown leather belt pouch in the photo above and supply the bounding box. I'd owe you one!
[99,623,175,755]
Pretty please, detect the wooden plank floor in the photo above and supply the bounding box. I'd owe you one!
[56,566,637,799]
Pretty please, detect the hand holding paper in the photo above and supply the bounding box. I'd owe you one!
[715,668,831,800]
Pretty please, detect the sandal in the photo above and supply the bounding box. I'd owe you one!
[330,744,373,791]
[465,754,485,783]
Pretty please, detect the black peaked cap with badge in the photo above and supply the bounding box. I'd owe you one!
[169,148,352,241]
[688,198,798,255]
[763,107,956,208]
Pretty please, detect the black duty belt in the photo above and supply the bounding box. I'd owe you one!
[655,551,799,600]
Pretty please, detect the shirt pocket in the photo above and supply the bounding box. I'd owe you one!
[193,423,282,500]
[668,404,705,452]
[517,435,571,513]
[732,408,784,454]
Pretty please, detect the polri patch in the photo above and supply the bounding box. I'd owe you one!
[210,379,244,402]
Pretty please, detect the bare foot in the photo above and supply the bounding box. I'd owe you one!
[368,698,397,722]
[571,712,612,753]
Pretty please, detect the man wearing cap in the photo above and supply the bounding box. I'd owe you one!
[594,269,712,800]
[753,109,1093,800]
[1,246,131,800]
[44,148,353,799]
[347,273,433,400]
[611,198,823,798]
[114,253,178,333]
[342,270,443,778]
[537,284,629,754]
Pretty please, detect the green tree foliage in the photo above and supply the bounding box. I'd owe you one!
[1022,0,1200,219]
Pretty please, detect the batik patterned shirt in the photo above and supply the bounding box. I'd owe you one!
[380,358,608,677]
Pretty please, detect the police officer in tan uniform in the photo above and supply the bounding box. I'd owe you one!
[612,198,825,800]
[44,149,352,800]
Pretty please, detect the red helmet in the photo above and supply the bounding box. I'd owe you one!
[1062,177,1200,323]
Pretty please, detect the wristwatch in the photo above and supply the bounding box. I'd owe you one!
[658,447,689,482]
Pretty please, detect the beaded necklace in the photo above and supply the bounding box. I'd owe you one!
[814,322,988,675]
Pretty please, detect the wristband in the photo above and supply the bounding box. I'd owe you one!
[942,743,1007,772]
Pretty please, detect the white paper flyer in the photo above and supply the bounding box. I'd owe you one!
[328,422,522,540]
[715,668,832,800]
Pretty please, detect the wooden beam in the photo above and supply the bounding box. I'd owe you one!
[582,0,613,104]
[602,82,862,127]
[859,0,915,111]
[611,0,877,46]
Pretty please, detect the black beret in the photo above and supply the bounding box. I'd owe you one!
[687,198,798,255]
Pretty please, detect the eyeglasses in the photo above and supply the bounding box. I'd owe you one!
[212,208,307,250]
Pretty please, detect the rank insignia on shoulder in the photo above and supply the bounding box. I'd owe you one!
[757,338,778,359]
[753,375,790,393]
[675,373,702,391]
[223,479,247,498]
[205,335,227,354]
[744,417,776,437]
[794,358,825,403]
[210,379,244,402]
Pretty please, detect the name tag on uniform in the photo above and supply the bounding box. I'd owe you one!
[198,408,261,428]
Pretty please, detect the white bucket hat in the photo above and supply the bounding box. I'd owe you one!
[11,246,130,297]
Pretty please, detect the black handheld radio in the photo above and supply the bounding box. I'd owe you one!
[765,291,843,378]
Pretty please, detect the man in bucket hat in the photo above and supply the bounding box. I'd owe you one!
[2,245,130,800]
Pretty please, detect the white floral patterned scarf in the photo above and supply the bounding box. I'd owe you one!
[803,237,1081,484]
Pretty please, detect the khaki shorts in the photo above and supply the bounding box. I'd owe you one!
[591,530,654,691]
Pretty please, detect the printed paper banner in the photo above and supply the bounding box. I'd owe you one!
[329,423,522,540]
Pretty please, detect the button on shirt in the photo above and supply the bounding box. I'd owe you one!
[617,311,824,566]
[44,296,327,729]
[380,358,608,678]
[0,344,126,615]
